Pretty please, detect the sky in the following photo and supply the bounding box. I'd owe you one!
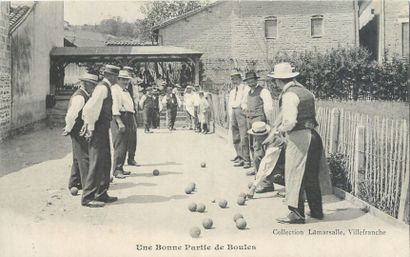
[64,1,148,25]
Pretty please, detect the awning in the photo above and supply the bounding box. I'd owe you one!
[50,46,203,63]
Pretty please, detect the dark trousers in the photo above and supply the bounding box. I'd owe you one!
[289,129,323,217]
[231,108,250,163]
[186,110,193,129]
[68,134,89,189]
[112,112,136,173]
[143,107,154,131]
[194,106,200,131]
[82,123,111,204]
[167,108,177,129]
[127,117,137,162]
[152,109,160,128]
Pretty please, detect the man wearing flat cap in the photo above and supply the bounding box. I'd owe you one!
[111,70,138,179]
[139,87,155,133]
[265,62,331,224]
[228,72,251,169]
[63,73,99,197]
[81,64,119,207]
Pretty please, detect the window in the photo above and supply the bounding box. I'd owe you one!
[402,22,409,58]
[311,15,324,37]
[264,16,277,39]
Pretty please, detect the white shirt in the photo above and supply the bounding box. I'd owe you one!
[64,87,89,132]
[82,78,110,131]
[228,83,249,118]
[278,81,302,132]
[112,84,135,115]
[247,85,275,126]
[193,93,201,107]
[184,92,195,116]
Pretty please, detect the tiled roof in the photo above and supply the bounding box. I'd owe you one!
[152,1,222,31]
[9,5,34,33]
[105,40,158,46]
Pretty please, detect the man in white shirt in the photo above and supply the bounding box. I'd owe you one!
[266,62,325,224]
[193,86,201,132]
[123,66,139,166]
[228,72,251,169]
[63,73,98,195]
[243,71,274,180]
[81,64,120,208]
[111,70,137,179]
[184,85,195,130]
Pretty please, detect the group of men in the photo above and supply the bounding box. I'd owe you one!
[64,65,140,208]
[229,63,329,224]
[183,85,213,134]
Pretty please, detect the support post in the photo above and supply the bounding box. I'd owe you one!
[194,58,200,86]
[329,108,340,154]
[354,125,366,196]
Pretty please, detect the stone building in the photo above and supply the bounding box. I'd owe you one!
[0,2,63,141]
[152,1,359,87]
[0,2,11,141]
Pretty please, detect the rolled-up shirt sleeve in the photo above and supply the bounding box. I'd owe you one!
[64,95,85,132]
[279,92,299,132]
[82,85,107,131]
[111,86,121,116]
[260,88,274,126]
[139,95,146,109]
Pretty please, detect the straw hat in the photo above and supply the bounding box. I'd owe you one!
[104,64,120,75]
[247,121,271,135]
[79,73,99,84]
[267,62,299,79]
[243,71,259,81]
[118,70,131,79]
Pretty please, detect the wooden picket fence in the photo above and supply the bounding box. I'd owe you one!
[211,93,409,223]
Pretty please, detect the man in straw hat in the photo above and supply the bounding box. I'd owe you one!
[122,66,139,167]
[266,62,331,224]
[243,71,275,181]
[111,70,138,179]
[63,73,99,196]
[80,64,120,207]
[228,72,251,169]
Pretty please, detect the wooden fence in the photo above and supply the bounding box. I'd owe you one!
[211,93,409,223]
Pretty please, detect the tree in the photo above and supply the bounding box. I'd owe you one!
[139,1,208,42]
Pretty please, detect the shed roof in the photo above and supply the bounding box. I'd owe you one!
[50,46,203,63]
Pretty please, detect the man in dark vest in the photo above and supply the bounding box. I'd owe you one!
[139,87,155,133]
[268,62,325,224]
[63,73,99,195]
[81,64,119,208]
[162,87,181,131]
[152,88,161,129]
[243,70,276,193]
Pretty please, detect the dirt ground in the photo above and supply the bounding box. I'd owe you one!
[0,128,408,257]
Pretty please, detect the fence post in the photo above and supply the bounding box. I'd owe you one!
[398,165,409,223]
[329,108,341,154]
[354,126,366,196]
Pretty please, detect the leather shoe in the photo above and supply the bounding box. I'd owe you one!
[246,170,256,176]
[114,170,126,179]
[255,185,275,193]
[243,163,252,169]
[97,194,118,203]
[127,160,140,166]
[234,161,244,167]
[276,211,305,224]
[122,170,131,176]
[82,200,105,208]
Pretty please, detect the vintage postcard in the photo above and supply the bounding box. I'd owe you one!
[0,0,409,256]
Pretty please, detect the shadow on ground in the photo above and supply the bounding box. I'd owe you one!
[109,182,156,190]
[308,208,366,223]
[128,171,183,177]
[0,126,71,177]
[110,194,188,205]
[137,162,183,167]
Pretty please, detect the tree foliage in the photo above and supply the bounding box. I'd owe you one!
[139,1,208,42]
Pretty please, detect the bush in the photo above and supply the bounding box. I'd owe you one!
[327,153,352,192]
[263,47,408,101]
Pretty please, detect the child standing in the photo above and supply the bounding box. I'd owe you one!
[198,91,210,134]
